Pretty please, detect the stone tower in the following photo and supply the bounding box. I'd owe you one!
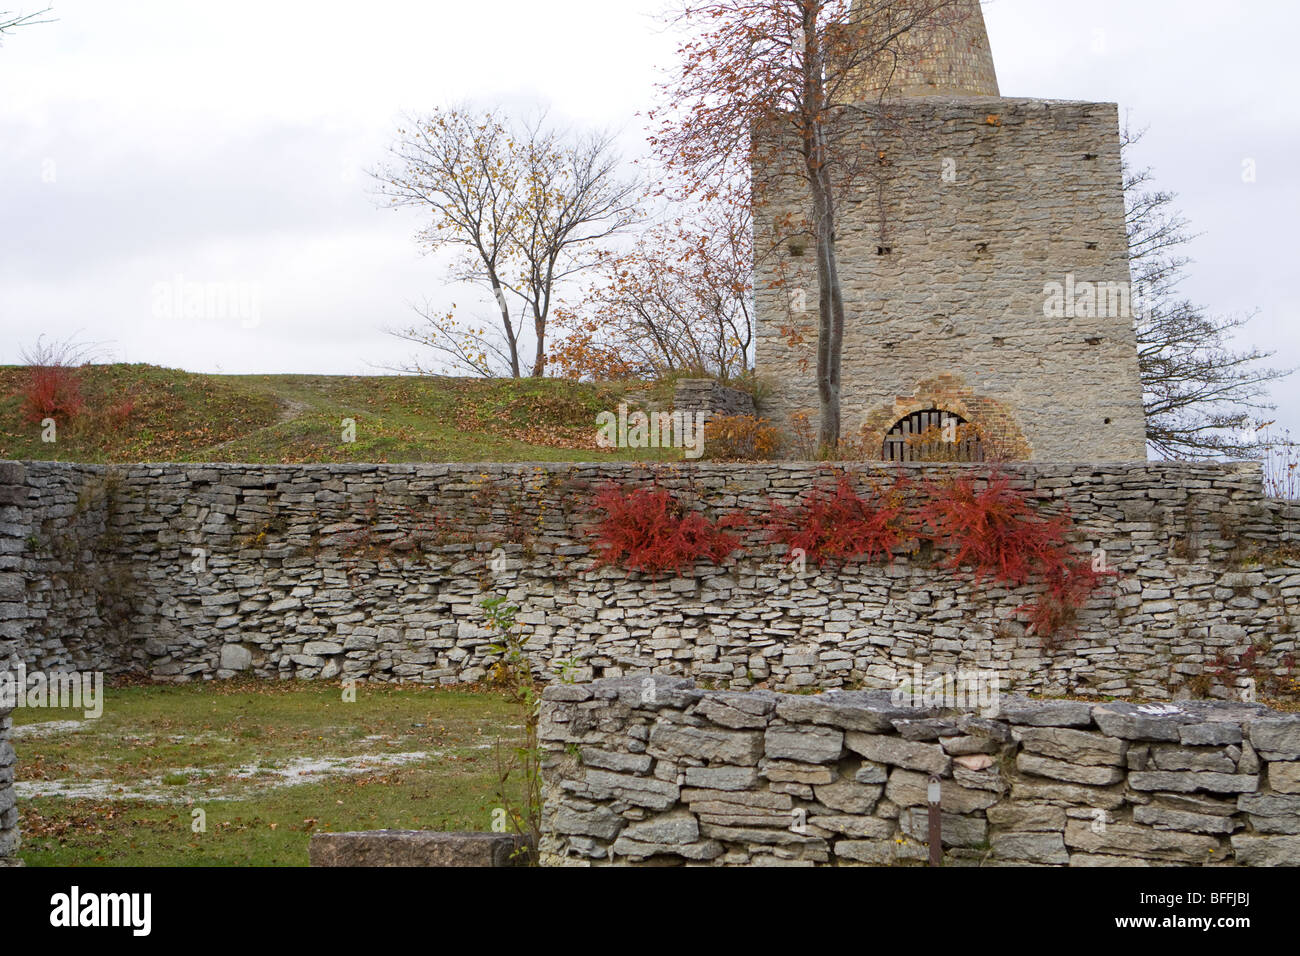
[753,2,1149,463]
[847,0,999,99]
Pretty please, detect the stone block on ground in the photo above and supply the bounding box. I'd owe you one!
[309,831,533,867]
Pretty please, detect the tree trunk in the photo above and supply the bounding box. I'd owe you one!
[801,9,846,455]
[491,279,522,378]
[810,160,845,454]
[531,315,547,378]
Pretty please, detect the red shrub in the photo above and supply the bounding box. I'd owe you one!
[1026,558,1106,641]
[590,485,745,579]
[918,473,1108,640]
[105,396,137,428]
[15,336,98,426]
[19,364,85,425]
[768,474,911,566]
[918,474,1072,586]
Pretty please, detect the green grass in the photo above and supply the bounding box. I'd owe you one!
[13,680,523,867]
[0,364,682,464]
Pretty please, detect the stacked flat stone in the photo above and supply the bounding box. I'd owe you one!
[0,702,17,864]
[539,678,1300,866]
[2,460,1297,699]
[0,461,27,676]
[0,461,24,863]
[671,380,757,419]
[844,0,1000,100]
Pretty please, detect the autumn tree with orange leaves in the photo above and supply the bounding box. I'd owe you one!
[650,0,971,453]
[551,190,754,382]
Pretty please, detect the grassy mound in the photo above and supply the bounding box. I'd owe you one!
[0,364,678,464]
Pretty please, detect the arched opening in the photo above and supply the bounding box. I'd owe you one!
[882,409,985,462]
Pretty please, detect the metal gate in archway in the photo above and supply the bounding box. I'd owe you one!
[882,409,985,462]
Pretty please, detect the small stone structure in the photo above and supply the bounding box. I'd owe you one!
[539,677,1300,866]
[2,460,1298,699]
[671,379,756,419]
[0,702,17,865]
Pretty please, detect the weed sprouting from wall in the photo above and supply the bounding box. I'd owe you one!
[481,596,540,864]
[1261,432,1300,501]
[1204,642,1299,705]
[583,470,1108,643]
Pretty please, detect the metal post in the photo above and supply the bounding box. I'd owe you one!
[927,774,942,866]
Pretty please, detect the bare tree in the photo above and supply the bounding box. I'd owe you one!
[371,106,639,379]
[512,122,642,378]
[1123,123,1293,459]
[0,6,52,45]
[651,0,970,453]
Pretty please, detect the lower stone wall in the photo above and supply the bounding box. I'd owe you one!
[0,703,17,864]
[539,678,1300,866]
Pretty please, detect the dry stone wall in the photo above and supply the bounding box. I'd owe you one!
[1,459,1298,700]
[0,702,16,864]
[0,462,19,863]
[538,677,1300,866]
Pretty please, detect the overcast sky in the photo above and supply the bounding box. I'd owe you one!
[1,1,1296,433]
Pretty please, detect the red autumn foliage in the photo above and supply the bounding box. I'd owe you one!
[19,364,85,425]
[1207,644,1298,701]
[918,475,1072,586]
[768,473,910,566]
[917,473,1108,640]
[104,396,137,429]
[16,335,99,426]
[1025,559,1106,641]
[590,485,746,579]
[589,469,1112,642]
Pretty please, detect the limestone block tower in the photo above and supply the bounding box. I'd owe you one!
[753,0,1149,463]
[847,0,1000,99]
